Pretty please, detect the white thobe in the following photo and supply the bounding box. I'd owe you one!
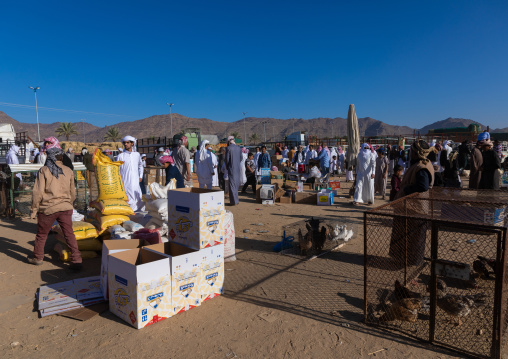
[253,152,261,176]
[196,152,214,189]
[6,149,22,182]
[354,153,376,204]
[211,152,219,187]
[117,150,144,211]
[240,153,247,185]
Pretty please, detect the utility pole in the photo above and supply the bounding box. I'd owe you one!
[166,103,174,138]
[242,112,247,143]
[28,86,41,142]
[272,126,275,141]
[81,119,86,144]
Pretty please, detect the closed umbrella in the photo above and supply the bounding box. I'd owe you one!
[346,104,360,168]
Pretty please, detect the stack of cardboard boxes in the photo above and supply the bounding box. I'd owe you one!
[101,188,225,329]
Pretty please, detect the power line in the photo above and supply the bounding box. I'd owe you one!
[0,102,137,118]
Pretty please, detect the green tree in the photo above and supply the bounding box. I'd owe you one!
[249,133,259,145]
[231,132,241,139]
[104,127,121,142]
[55,122,79,141]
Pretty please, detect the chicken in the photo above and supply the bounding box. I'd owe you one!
[473,259,491,279]
[394,280,420,301]
[328,224,341,242]
[421,279,447,311]
[379,298,421,323]
[298,228,312,256]
[314,226,328,252]
[437,292,486,326]
[477,256,496,274]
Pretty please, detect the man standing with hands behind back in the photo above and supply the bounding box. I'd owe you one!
[117,136,144,211]
[173,135,193,187]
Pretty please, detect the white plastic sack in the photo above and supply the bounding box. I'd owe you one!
[128,212,152,227]
[145,199,168,214]
[224,210,236,262]
[147,217,165,227]
[122,220,144,232]
[148,211,168,221]
[112,231,133,239]
[309,166,322,179]
[108,225,126,235]
[72,209,85,222]
[149,179,176,199]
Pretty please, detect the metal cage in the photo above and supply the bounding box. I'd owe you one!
[364,188,508,358]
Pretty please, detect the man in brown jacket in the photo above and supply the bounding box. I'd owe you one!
[28,147,82,270]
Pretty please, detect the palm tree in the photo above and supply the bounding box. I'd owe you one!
[231,132,241,139]
[249,133,259,145]
[104,127,121,142]
[55,122,79,141]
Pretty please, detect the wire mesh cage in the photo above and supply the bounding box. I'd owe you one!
[364,187,508,359]
[5,164,89,217]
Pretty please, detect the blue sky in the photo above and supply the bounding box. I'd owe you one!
[1,1,507,129]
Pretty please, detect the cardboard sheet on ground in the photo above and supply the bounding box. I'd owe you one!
[58,302,109,321]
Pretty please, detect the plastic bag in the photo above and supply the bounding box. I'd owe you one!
[132,228,161,245]
[91,199,134,216]
[54,221,98,240]
[145,199,168,214]
[224,210,236,262]
[122,220,144,232]
[108,224,126,235]
[309,166,322,178]
[93,148,128,201]
[147,211,168,221]
[90,214,130,234]
[112,231,133,240]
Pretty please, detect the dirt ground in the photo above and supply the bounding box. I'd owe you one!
[0,175,464,359]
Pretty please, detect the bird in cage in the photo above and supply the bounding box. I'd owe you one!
[379,298,421,328]
[421,279,448,312]
[394,280,421,301]
[473,259,491,279]
[477,255,496,274]
[298,228,312,256]
[437,292,486,326]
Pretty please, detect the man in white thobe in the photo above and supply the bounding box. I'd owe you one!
[196,140,214,189]
[210,149,219,187]
[6,144,22,183]
[353,143,376,205]
[117,136,144,211]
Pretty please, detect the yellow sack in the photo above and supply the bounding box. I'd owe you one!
[53,243,98,262]
[93,148,128,201]
[91,214,130,234]
[91,199,134,216]
[55,233,103,251]
[54,221,98,240]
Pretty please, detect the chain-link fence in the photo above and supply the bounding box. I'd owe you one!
[6,163,89,218]
[364,188,508,358]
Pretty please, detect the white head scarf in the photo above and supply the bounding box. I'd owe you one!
[121,135,137,151]
[7,145,20,156]
[199,140,210,162]
[358,143,372,162]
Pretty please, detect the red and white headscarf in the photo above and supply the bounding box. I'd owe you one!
[44,136,60,150]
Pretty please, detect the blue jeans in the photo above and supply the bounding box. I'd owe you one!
[322,166,330,177]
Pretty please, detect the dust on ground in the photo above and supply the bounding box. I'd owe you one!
[0,176,461,359]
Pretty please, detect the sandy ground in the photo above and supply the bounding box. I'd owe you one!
[0,175,463,359]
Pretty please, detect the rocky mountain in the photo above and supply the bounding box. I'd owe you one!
[419,117,487,134]
[2,111,503,145]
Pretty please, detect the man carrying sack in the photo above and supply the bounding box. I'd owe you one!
[28,147,82,271]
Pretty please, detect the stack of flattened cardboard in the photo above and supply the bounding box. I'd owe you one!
[102,188,226,329]
[37,276,105,317]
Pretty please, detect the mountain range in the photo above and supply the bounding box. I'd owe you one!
[0,111,503,144]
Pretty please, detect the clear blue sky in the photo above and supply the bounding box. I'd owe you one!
[1,0,507,129]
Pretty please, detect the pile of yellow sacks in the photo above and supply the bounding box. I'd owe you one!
[87,149,133,235]
[53,221,101,261]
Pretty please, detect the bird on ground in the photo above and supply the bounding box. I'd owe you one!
[477,256,496,274]
[379,298,421,324]
[437,292,486,326]
[473,259,491,279]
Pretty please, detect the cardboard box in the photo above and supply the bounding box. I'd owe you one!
[108,248,172,329]
[270,171,283,179]
[317,190,334,206]
[302,183,313,190]
[101,239,146,300]
[144,242,203,315]
[199,244,225,302]
[279,195,292,204]
[294,191,317,204]
[329,180,341,190]
[285,180,297,189]
[167,188,225,250]
[256,183,278,203]
[270,178,284,187]
[260,168,271,184]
